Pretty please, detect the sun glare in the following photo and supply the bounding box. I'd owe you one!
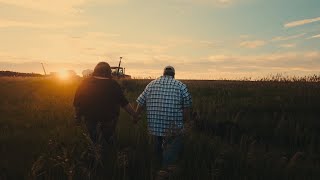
[58,70,70,80]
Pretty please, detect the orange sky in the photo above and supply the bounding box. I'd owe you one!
[0,0,320,79]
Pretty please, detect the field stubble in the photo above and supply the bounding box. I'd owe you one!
[0,76,320,179]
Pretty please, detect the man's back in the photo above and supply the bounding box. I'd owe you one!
[137,76,192,136]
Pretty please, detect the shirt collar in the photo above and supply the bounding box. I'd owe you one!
[161,75,174,79]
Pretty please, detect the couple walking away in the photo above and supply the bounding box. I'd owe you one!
[73,62,192,179]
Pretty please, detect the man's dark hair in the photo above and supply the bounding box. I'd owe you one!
[163,71,175,77]
[163,66,175,78]
[92,62,112,78]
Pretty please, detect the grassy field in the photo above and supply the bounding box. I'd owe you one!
[1,76,320,180]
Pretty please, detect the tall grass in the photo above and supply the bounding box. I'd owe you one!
[1,76,320,179]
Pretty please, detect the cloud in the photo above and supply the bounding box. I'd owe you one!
[305,51,320,58]
[279,44,296,48]
[174,0,240,7]
[271,33,306,41]
[0,19,87,28]
[307,34,320,39]
[186,51,320,79]
[204,52,300,63]
[0,0,97,30]
[207,55,232,62]
[284,16,320,28]
[240,34,250,39]
[240,40,266,48]
[202,51,320,73]
[217,0,233,4]
[199,40,217,47]
[0,0,127,14]
[0,0,91,14]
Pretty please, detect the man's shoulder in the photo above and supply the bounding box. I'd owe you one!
[170,78,187,89]
[145,76,185,86]
[147,78,160,86]
[173,79,184,85]
[156,76,186,87]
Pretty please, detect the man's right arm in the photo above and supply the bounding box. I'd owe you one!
[181,84,192,122]
[135,83,150,120]
[183,107,192,134]
[135,104,144,117]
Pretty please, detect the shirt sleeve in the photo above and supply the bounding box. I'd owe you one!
[136,83,150,106]
[181,84,192,108]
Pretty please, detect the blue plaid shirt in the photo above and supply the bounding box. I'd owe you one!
[136,76,192,136]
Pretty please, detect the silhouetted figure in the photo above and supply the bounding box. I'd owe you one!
[73,62,137,144]
[73,62,137,178]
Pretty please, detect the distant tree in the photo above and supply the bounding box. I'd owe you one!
[82,69,93,77]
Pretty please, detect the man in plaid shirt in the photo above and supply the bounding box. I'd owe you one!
[136,66,192,178]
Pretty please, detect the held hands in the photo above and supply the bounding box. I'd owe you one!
[131,111,140,124]
[133,103,144,124]
[124,103,141,124]
[131,104,144,124]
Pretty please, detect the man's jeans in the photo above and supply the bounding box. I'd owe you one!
[153,135,183,168]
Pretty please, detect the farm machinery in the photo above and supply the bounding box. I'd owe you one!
[110,57,131,79]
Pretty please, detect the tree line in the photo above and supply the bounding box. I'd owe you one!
[0,71,43,77]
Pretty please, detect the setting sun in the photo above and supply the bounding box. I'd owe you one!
[57,70,70,80]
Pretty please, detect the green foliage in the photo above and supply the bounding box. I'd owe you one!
[1,77,320,179]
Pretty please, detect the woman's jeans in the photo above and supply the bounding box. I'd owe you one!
[85,118,116,144]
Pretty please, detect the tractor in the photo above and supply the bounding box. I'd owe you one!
[111,57,131,79]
